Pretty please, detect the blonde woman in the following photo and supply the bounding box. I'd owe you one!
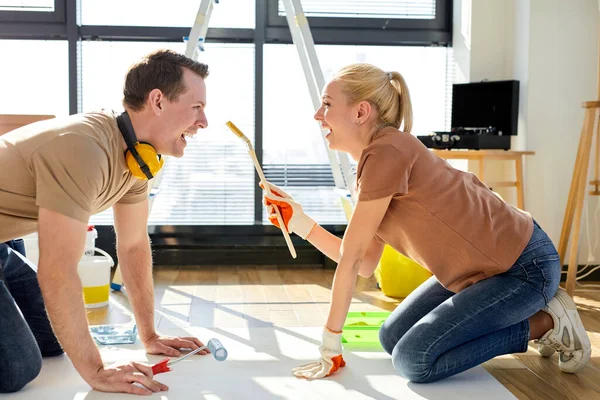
[262,63,590,382]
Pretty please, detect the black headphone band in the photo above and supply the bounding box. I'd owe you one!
[116,112,154,179]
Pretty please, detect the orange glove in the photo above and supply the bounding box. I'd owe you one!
[292,328,346,379]
[261,182,316,240]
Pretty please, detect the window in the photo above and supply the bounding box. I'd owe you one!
[0,0,63,22]
[2,2,454,229]
[0,40,68,116]
[277,0,436,20]
[81,0,254,29]
[268,0,450,38]
[262,44,451,225]
[0,0,53,11]
[83,42,255,225]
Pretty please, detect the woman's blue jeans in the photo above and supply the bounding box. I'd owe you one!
[0,241,63,393]
[379,220,561,383]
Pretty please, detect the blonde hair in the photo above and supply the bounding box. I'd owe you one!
[332,63,413,133]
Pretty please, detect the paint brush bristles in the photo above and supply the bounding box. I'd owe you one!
[226,121,297,259]
[226,121,252,148]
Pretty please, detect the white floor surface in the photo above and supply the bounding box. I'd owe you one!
[0,326,517,400]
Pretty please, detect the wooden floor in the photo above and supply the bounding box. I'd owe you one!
[88,266,600,400]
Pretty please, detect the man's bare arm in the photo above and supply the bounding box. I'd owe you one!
[113,200,155,343]
[37,207,104,381]
[38,207,166,395]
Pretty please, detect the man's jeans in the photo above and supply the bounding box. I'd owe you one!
[0,241,62,393]
[379,220,561,383]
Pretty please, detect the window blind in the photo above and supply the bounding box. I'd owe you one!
[84,42,255,226]
[0,0,53,11]
[278,0,436,20]
[84,43,451,227]
[81,0,254,28]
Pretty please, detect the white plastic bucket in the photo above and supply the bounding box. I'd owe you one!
[77,247,114,309]
[21,227,98,266]
[22,233,40,266]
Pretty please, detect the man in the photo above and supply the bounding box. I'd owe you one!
[0,49,209,395]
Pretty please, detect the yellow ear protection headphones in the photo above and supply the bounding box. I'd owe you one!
[116,112,164,180]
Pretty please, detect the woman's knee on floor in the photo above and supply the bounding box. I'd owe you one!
[0,346,42,393]
[378,322,396,354]
[378,316,417,355]
[378,319,414,355]
[391,337,440,384]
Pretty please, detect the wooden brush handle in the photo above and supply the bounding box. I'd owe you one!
[248,150,297,259]
[225,121,297,258]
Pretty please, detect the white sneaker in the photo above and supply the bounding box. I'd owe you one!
[534,288,591,373]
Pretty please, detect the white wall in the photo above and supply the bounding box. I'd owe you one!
[454,0,600,263]
[452,0,471,83]
[526,0,598,264]
[470,0,515,82]
[512,0,530,152]
[453,0,518,203]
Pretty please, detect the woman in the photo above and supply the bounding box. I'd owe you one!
[262,63,591,383]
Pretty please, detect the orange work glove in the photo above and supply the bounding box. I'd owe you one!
[292,328,346,379]
[261,182,316,240]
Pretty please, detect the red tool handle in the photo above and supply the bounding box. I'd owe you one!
[152,358,171,375]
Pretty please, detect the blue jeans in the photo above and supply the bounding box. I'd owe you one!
[0,242,63,393]
[378,220,561,383]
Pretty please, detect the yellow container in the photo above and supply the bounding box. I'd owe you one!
[374,245,432,298]
[77,248,114,309]
[82,284,111,307]
[338,192,431,298]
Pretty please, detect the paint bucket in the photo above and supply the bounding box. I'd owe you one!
[77,247,114,309]
[21,233,40,266]
[21,226,98,266]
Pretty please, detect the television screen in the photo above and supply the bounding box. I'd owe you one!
[451,80,519,135]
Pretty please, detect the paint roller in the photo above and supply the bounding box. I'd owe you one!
[152,338,227,375]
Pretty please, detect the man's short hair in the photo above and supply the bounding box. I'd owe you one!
[123,49,209,111]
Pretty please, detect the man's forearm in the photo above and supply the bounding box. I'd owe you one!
[38,266,104,382]
[118,240,155,342]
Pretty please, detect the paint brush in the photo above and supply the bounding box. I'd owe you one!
[226,121,297,259]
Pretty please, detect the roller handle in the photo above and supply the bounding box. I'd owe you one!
[151,338,228,375]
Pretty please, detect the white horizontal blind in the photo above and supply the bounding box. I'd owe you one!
[83,42,255,225]
[81,0,255,28]
[0,0,53,11]
[278,0,436,19]
[148,122,255,225]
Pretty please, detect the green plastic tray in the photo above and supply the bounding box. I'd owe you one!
[342,312,391,346]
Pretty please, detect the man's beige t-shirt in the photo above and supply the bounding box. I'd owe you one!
[356,128,533,293]
[0,111,149,243]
